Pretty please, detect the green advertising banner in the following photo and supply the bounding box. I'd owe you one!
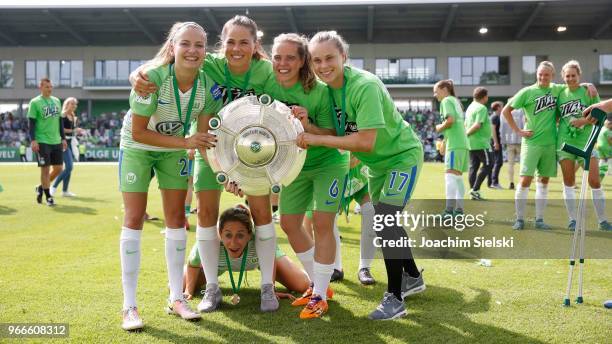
[0,147,19,161]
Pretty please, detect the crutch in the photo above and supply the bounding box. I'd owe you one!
[562,108,607,306]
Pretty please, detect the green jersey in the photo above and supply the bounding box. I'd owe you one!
[122,64,223,151]
[328,66,421,171]
[27,95,62,145]
[265,78,348,169]
[557,87,600,150]
[597,127,612,159]
[188,237,284,271]
[202,53,273,106]
[464,101,491,150]
[509,83,565,146]
[439,96,469,150]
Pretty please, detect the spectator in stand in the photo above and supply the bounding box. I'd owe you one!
[500,107,525,190]
[488,101,504,189]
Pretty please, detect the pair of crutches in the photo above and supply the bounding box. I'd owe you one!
[562,108,607,306]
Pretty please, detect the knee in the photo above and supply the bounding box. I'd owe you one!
[250,207,272,225]
[123,216,144,230]
[197,205,219,226]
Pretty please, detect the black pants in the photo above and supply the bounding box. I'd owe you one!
[488,148,503,186]
[469,149,493,191]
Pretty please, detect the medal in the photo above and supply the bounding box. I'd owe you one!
[224,244,248,306]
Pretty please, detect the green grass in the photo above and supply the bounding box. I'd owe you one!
[0,162,610,343]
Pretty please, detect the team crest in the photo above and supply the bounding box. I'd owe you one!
[156,121,183,136]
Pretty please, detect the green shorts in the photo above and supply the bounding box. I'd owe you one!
[344,186,369,205]
[187,242,285,268]
[520,144,557,177]
[445,149,469,173]
[193,154,223,192]
[119,148,189,192]
[279,162,349,215]
[558,149,598,164]
[369,148,423,207]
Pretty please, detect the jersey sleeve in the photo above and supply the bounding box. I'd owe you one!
[476,106,488,124]
[27,99,39,119]
[509,87,528,109]
[354,82,385,130]
[128,68,162,117]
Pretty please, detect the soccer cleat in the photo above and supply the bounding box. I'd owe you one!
[599,220,612,231]
[535,219,551,230]
[197,283,222,312]
[291,285,334,306]
[166,299,201,320]
[568,219,576,232]
[358,268,376,286]
[49,186,57,196]
[299,295,328,319]
[35,185,43,204]
[330,269,344,282]
[440,209,454,221]
[368,292,407,320]
[260,283,279,312]
[46,197,55,207]
[470,190,485,201]
[453,209,464,217]
[401,269,426,298]
[121,306,144,331]
[512,219,525,230]
[62,191,77,197]
[491,183,503,189]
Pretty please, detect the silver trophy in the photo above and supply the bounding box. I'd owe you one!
[206,94,306,196]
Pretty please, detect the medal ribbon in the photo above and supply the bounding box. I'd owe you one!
[170,63,198,137]
[223,244,249,296]
[327,68,347,136]
[224,63,252,102]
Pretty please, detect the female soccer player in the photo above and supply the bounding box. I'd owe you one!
[51,97,80,197]
[503,61,597,230]
[132,16,280,313]
[556,60,610,231]
[434,80,469,217]
[183,205,309,301]
[302,31,425,320]
[262,33,348,318]
[119,22,219,331]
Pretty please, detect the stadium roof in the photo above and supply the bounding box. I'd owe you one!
[1,0,611,46]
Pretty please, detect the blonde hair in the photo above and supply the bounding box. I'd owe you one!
[62,97,77,115]
[309,31,350,59]
[219,15,268,60]
[561,60,582,76]
[537,61,555,74]
[142,22,207,70]
[273,33,316,93]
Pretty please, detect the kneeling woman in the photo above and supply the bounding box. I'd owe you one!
[183,205,310,303]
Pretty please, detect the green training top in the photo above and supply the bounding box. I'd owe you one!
[557,86,600,151]
[509,83,565,146]
[27,95,62,145]
[464,101,491,150]
[597,127,611,159]
[265,78,348,169]
[439,95,469,150]
[328,66,421,171]
[122,64,223,151]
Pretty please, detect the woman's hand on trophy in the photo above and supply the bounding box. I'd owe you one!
[225,180,244,198]
[185,132,217,149]
[291,106,311,132]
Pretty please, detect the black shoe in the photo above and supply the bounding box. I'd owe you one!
[330,269,344,282]
[509,182,515,190]
[35,185,42,204]
[46,196,55,207]
[358,268,376,286]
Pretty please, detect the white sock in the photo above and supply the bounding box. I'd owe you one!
[312,262,334,300]
[255,222,276,286]
[359,202,376,270]
[535,182,548,220]
[196,225,220,286]
[296,246,315,281]
[445,173,457,211]
[591,188,607,223]
[563,185,577,221]
[120,227,141,309]
[515,187,529,220]
[455,174,465,210]
[333,217,342,271]
[165,227,187,302]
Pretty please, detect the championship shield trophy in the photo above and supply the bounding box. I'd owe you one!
[206,95,306,196]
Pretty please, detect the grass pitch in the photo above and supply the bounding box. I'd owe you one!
[0,162,610,343]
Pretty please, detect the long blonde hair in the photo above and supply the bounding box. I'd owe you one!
[142,22,207,70]
[309,30,350,60]
[62,97,78,117]
[561,60,582,76]
[273,33,316,93]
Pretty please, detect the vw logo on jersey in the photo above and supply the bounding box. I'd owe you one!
[156,121,183,136]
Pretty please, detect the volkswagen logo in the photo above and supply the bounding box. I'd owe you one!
[156,121,183,136]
